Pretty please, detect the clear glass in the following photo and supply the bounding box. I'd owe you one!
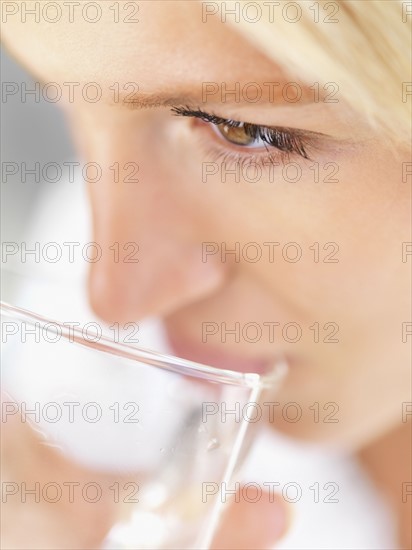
[1,273,287,550]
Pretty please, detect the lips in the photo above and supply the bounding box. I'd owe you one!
[167,332,276,376]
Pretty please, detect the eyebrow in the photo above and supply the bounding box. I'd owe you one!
[110,85,318,111]
[109,93,200,110]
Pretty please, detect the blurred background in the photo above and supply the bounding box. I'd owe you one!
[1,46,75,243]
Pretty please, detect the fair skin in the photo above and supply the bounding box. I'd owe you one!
[1,0,411,548]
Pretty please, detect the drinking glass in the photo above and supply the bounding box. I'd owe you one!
[1,274,287,550]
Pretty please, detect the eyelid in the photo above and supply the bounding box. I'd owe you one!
[172,105,268,133]
[195,131,305,171]
[171,105,326,139]
[171,105,333,165]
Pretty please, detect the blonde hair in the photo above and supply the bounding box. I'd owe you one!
[222,0,411,142]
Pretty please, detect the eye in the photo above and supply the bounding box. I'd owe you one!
[213,122,264,148]
[171,106,314,161]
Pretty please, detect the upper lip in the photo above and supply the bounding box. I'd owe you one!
[166,332,283,376]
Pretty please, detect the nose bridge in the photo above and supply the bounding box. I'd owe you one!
[83,110,200,238]
[86,122,199,267]
[83,115,225,322]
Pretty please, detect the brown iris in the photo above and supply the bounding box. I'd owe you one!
[216,123,256,146]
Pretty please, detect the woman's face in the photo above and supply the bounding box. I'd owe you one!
[3,1,410,449]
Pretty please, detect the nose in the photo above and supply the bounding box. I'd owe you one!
[89,229,225,324]
[80,112,225,323]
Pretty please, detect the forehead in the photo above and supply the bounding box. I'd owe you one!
[2,1,282,94]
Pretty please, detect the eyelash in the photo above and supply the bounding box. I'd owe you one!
[171,106,313,167]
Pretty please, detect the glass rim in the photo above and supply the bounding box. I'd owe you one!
[0,301,288,388]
